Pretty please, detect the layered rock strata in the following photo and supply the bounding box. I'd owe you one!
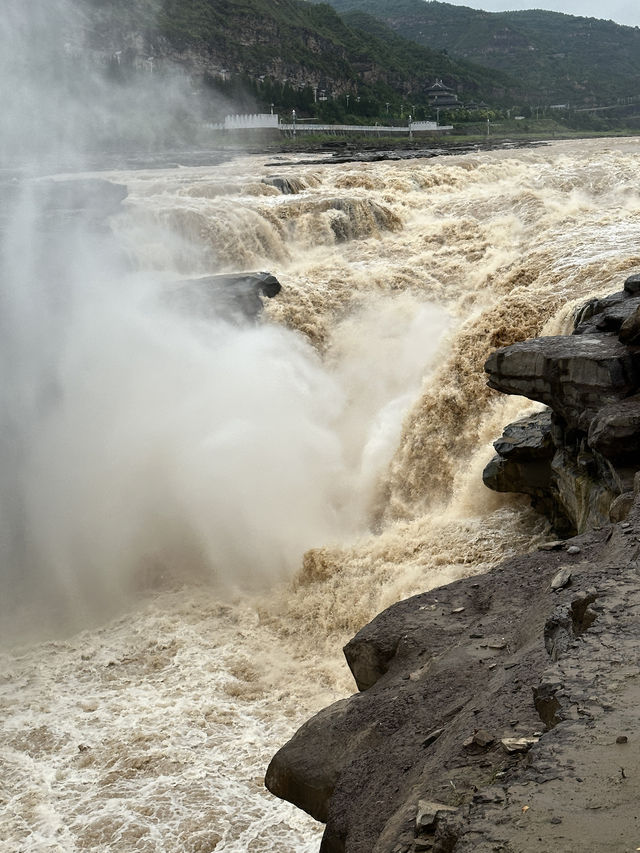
[484,274,640,535]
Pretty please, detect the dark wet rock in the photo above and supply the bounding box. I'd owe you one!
[484,287,640,535]
[485,335,640,433]
[422,728,443,747]
[483,410,554,494]
[533,679,564,729]
[485,413,615,537]
[588,395,640,461]
[618,305,640,344]
[265,695,378,823]
[266,518,640,852]
[572,290,639,335]
[549,444,618,533]
[482,409,583,535]
[624,272,640,294]
[491,410,554,462]
[416,801,457,834]
[166,271,281,323]
[572,296,602,331]
[463,728,494,751]
[544,590,598,660]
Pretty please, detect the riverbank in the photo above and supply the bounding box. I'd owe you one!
[265,272,640,852]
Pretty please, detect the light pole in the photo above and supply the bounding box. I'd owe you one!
[292,108,296,136]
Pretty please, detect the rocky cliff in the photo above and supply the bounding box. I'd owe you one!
[265,277,640,852]
[484,273,640,536]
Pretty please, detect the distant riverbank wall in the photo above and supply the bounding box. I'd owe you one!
[211,114,453,135]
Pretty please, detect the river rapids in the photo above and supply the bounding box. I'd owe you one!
[2,138,640,852]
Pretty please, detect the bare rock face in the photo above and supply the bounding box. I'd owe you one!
[484,336,640,433]
[617,305,640,344]
[266,520,640,852]
[588,394,640,460]
[483,277,640,535]
[266,697,370,823]
[482,410,575,533]
[268,540,565,852]
[573,291,640,336]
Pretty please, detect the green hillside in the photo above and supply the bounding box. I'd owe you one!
[74,0,516,122]
[320,0,640,106]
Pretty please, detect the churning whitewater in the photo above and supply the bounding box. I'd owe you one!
[3,138,640,852]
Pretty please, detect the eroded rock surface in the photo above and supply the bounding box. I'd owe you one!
[484,276,640,534]
[485,336,640,433]
[266,515,640,852]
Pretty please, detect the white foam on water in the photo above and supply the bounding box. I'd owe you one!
[4,138,640,851]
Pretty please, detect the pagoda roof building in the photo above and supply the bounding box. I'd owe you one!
[426,79,459,107]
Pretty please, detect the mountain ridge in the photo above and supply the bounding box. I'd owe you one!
[317,0,640,106]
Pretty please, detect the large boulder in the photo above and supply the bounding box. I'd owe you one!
[265,696,375,823]
[485,335,640,433]
[266,523,628,853]
[482,409,554,495]
[618,305,640,345]
[623,272,640,294]
[573,291,640,336]
[588,394,640,461]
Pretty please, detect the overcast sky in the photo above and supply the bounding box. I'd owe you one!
[440,0,639,28]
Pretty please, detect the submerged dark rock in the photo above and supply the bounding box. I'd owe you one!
[166,271,281,323]
[262,175,307,194]
[34,177,128,224]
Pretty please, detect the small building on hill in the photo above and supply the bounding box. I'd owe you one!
[426,79,459,108]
